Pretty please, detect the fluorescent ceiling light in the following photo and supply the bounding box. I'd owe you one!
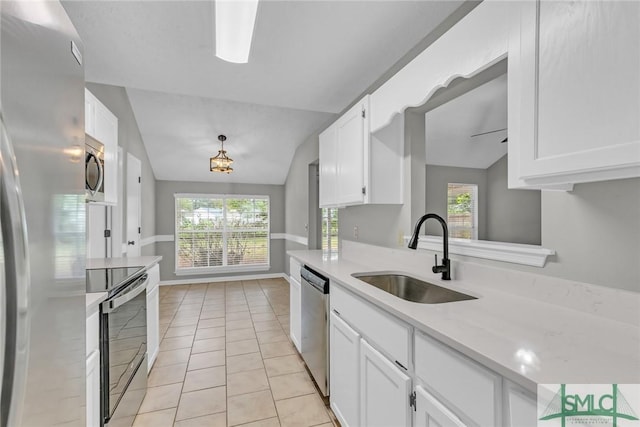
[215,0,259,64]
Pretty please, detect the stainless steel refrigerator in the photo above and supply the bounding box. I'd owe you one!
[1,1,86,426]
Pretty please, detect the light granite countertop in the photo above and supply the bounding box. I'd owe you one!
[288,245,640,393]
[86,256,162,270]
[85,256,162,311]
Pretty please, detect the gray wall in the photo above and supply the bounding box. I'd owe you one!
[486,155,541,245]
[87,83,157,256]
[285,134,320,241]
[283,134,326,276]
[540,178,640,291]
[424,156,542,245]
[425,164,487,239]
[155,180,285,282]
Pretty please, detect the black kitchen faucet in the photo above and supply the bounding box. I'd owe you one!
[407,213,451,280]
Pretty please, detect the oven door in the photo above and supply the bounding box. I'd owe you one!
[101,275,148,425]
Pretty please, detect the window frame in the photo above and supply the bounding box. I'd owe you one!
[321,207,339,252]
[446,183,478,240]
[174,193,270,275]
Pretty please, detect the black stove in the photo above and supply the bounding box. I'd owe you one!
[86,267,145,296]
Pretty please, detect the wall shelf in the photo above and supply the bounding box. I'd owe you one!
[413,235,555,267]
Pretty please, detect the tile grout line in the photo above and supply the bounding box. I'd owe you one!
[147,279,327,427]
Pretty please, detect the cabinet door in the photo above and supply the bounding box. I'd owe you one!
[504,382,536,427]
[86,350,101,427]
[94,104,118,204]
[289,276,301,352]
[84,89,96,138]
[147,278,160,371]
[329,312,360,427]
[360,339,411,427]
[516,0,640,185]
[415,385,466,427]
[336,98,367,205]
[319,124,338,208]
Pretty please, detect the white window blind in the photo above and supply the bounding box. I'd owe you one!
[321,208,339,251]
[175,195,269,273]
[447,183,478,239]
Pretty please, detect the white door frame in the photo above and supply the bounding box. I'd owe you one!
[126,152,142,257]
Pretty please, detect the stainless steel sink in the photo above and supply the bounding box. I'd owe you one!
[352,272,477,304]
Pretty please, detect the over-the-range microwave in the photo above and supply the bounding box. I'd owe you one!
[85,135,105,202]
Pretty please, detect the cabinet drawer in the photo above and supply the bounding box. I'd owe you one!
[290,257,302,283]
[415,331,501,426]
[331,283,411,369]
[86,310,99,357]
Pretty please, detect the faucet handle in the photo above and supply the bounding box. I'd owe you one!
[432,254,444,275]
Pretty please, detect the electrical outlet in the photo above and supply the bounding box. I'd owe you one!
[354,226,359,239]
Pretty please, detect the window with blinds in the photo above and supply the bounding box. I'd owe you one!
[321,208,339,252]
[447,183,478,239]
[175,195,269,273]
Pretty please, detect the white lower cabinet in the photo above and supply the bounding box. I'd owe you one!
[415,331,501,426]
[86,350,100,427]
[289,276,301,351]
[327,282,534,427]
[147,264,160,371]
[86,305,100,427]
[504,381,537,427]
[329,312,360,427]
[415,385,466,427]
[360,339,412,427]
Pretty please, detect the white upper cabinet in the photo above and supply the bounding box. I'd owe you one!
[366,0,638,190]
[85,88,118,204]
[513,0,640,186]
[319,96,403,208]
[369,2,513,134]
[319,123,338,207]
[336,98,367,205]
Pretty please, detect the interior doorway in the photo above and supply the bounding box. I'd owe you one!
[308,162,321,250]
[126,152,142,257]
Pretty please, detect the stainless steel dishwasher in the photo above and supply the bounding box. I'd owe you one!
[300,265,330,396]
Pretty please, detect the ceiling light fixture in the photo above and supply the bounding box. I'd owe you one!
[210,134,234,174]
[215,0,259,64]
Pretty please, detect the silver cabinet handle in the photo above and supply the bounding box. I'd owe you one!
[0,115,31,427]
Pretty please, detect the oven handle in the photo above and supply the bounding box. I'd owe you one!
[102,274,148,313]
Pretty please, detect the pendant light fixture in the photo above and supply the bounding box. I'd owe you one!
[210,134,234,174]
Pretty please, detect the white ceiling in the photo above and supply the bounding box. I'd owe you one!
[63,0,464,184]
[126,88,334,184]
[425,73,508,170]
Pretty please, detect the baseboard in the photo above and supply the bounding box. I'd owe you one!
[159,272,287,286]
[147,347,159,373]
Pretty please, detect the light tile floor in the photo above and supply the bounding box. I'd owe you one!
[134,278,339,427]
